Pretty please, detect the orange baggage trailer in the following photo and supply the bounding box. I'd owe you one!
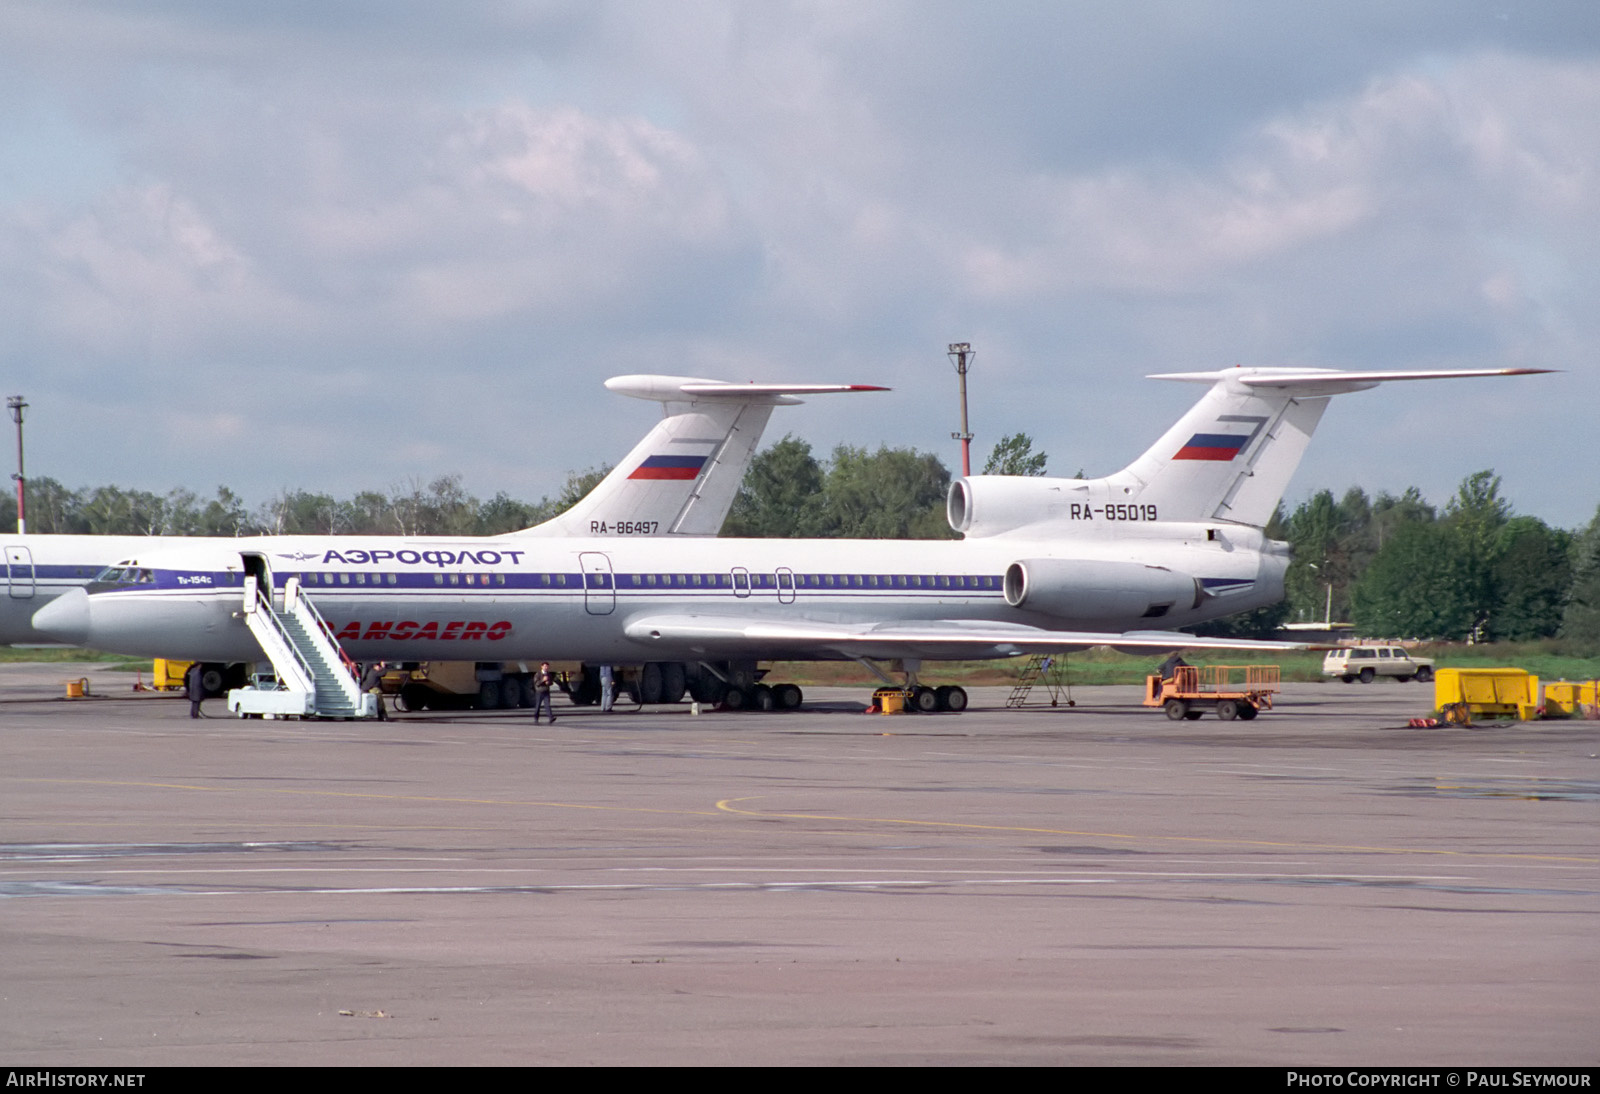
[1143,664,1280,721]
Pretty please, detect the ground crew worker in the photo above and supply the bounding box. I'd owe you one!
[360,660,389,721]
[532,662,557,724]
[1157,652,1189,681]
[185,663,206,719]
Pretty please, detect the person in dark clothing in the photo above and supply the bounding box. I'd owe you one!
[532,662,557,724]
[1157,652,1189,681]
[360,660,389,721]
[185,663,206,719]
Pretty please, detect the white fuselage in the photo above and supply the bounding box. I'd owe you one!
[38,522,1287,664]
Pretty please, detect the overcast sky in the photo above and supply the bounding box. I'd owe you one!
[2,1,1596,528]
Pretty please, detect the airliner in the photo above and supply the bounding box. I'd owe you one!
[34,365,1546,713]
[0,375,877,646]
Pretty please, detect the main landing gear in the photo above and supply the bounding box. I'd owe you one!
[695,662,803,712]
[884,684,969,713]
[862,659,969,714]
[559,661,807,713]
[722,681,804,712]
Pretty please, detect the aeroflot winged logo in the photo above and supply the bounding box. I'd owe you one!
[628,454,708,480]
[1173,414,1268,461]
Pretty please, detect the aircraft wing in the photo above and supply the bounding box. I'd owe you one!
[622,613,1302,661]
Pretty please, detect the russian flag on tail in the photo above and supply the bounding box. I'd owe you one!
[628,455,709,480]
[1173,432,1249,461]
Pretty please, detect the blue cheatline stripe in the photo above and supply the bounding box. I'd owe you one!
[136,569,1012,595]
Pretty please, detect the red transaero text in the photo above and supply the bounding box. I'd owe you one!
[334,620,512,641]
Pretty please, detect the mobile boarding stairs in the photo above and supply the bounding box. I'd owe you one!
[227,575,379,719]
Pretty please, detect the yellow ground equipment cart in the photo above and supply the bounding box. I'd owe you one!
[151,659,194,691]
[1433,668,1540,723]
[1542,680,1600,719]
[1144,664,1280,721]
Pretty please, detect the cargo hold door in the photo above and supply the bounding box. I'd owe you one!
[580,552,615,616]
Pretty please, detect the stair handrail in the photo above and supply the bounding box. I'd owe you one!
[242,575,318,694]
[286,577,361,685]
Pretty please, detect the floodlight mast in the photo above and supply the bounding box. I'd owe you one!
[948,342,974,477]
[6,395,24,534]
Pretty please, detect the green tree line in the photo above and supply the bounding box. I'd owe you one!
[0,469,609,538]
[722,431,1052,538]
[1282,470,1598,643]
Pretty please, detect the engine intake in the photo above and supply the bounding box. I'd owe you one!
[949,476,1086,537]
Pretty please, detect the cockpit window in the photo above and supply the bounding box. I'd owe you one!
[92,565,155,585]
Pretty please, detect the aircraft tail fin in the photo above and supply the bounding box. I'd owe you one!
[510,376,887,538]
[951,366,1549,538]
[1109,366,1550,527]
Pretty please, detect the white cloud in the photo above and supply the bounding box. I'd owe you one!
[0,5,1596,526]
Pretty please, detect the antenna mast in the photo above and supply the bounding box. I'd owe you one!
[948,343,974,477]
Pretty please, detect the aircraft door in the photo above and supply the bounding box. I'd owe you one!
[580,552,615,615]
[776,567,796,604]
[5,546,35,598]
[240,552,274,608]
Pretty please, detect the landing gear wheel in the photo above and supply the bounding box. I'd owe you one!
[1164,698,1189,721]
[751,684,775,711]
[773,683,803,710]
[690,674,727,705]
[476,681,499,710]
[500,677,522,709]
[936,685,968,712]
[519,676,537,707]
[723,687,748,711]
[661,662,687,704]
[1217,699,1239,721]
[640,662,664,705]
[910,686,938,713]
[398,684,430,712]
[199,666,226,696]
[1358,667,1375,683]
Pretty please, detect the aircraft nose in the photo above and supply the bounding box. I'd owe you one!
[33,587,91,646]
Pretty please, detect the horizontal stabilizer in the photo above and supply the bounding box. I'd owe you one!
[1148,366,1554,397]
[606,375,889,406]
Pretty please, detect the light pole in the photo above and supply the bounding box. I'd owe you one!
[948,343,974,477]
[7,395,25,534]
[1307,560,1333,627]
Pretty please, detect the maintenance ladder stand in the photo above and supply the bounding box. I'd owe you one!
[1005,653,1074,708]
